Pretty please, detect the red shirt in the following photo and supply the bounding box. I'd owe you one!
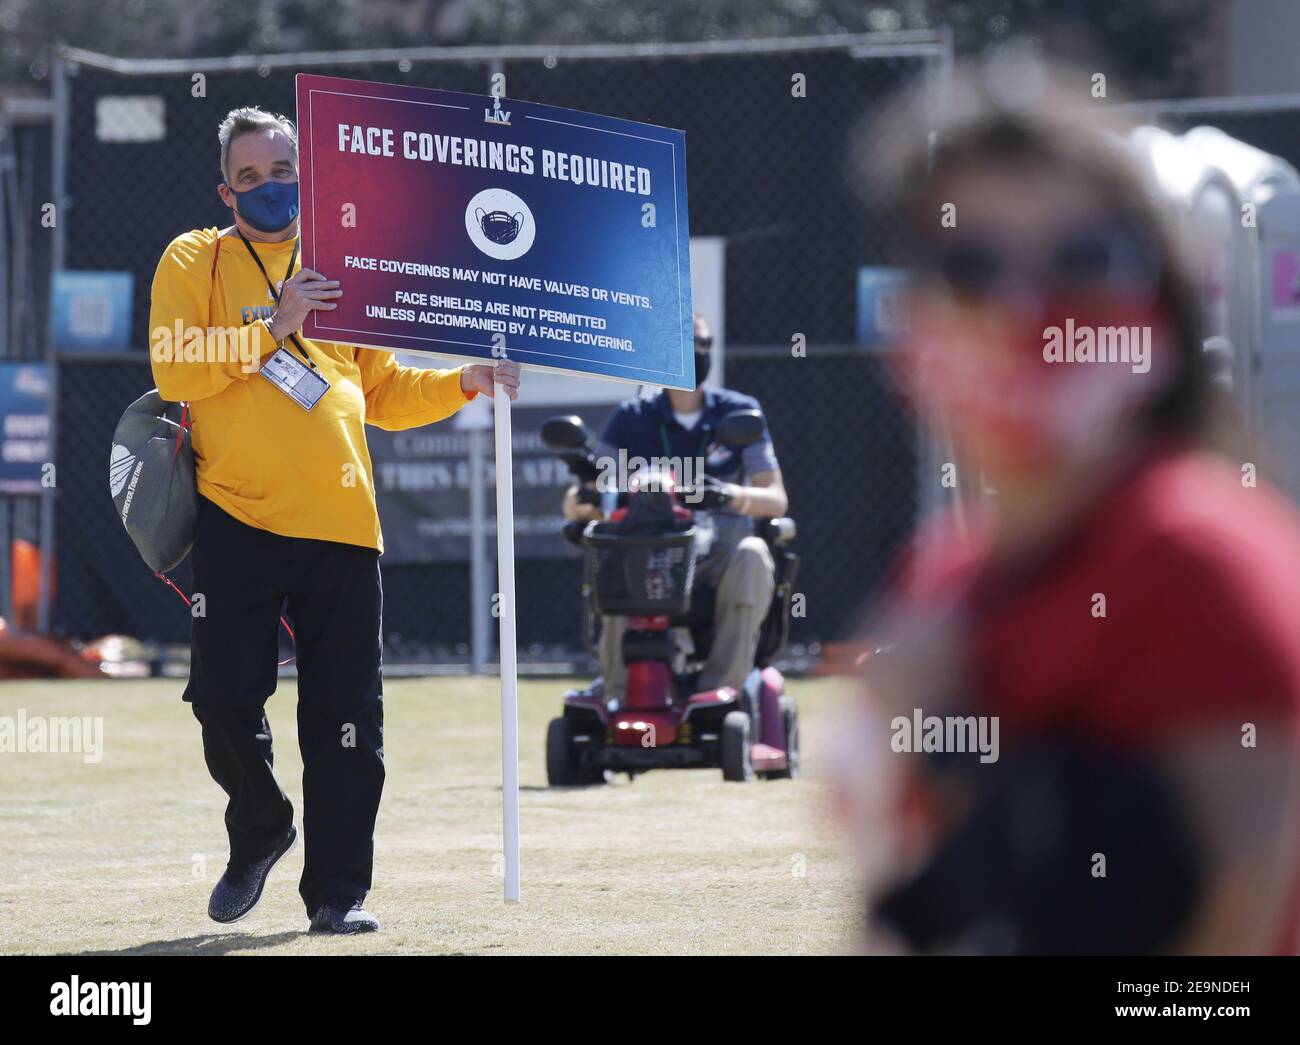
[900,443,1300,746]
[890,442,1300,951]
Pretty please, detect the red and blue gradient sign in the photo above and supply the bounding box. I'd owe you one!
[296,74,694,389]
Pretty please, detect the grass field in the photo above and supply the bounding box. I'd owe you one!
[0,675,860,955]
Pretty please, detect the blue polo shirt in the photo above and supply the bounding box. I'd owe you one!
[595,386,780,553]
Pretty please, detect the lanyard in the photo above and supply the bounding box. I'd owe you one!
[235,229,316,370]
[658,420,712,461]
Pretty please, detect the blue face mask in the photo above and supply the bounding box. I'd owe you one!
[694,351,711,389]
[227,179,299,233]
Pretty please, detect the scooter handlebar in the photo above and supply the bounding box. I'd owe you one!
[575,488,629,509]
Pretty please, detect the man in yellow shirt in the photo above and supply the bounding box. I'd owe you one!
[151,106,521,934]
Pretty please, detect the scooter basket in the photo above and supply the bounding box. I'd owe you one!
[583,528,698,616]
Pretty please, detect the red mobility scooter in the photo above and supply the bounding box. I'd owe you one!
[541,410,800,784]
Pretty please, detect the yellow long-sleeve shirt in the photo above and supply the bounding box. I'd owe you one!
[149,226,474,552]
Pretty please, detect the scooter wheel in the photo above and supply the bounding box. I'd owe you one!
[547,716,606,787]
[766,696,800,780]
[720,710,754,782]
[546,716,580,787]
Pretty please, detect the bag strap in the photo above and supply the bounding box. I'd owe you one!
[154,570,296,665]
[171,402,190,461]
[171,232,226,419]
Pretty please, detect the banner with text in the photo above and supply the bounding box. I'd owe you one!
[0,364,50,494]
[372,400,618,562]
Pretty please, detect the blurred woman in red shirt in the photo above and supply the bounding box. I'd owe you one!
[843,56,1300,954]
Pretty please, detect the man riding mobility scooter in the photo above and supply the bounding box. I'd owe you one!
[541,410,800,784]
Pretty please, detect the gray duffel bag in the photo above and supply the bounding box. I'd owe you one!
[109,391,196,574]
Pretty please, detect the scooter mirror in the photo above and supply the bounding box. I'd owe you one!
[716,409,764,448]
[541,415,591,450]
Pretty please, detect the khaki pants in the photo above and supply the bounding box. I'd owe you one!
[598,536,775,700]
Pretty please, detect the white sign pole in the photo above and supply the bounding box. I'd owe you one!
[452,393,494,676]
[493,378,521,903]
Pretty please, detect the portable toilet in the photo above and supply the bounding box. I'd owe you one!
[1128,124,1300,497]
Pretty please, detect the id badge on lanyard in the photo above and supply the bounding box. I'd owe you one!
[238,229,331,411]
[260,347,330,410]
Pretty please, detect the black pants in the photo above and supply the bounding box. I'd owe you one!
[185,495,385,916]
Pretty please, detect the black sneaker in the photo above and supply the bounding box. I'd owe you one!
[207,825,299,924]
[308,899,381,935]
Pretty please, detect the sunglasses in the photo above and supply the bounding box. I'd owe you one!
[918,226,1160,302]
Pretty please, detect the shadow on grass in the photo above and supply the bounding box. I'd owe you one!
[79,931,304,956]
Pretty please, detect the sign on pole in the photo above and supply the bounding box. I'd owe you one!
[295,74,695,901]
[296,73,694,387]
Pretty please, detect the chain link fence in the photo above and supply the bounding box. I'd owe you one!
[0,104,52,363]
[36,33,947,669]
[0,103,53,627]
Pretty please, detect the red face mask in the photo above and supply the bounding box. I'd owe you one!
[896,293,1177,473]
